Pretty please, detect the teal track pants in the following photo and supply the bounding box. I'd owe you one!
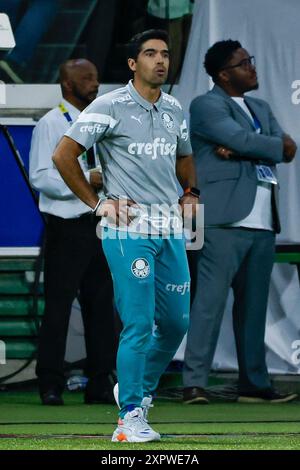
[102,228,190,417]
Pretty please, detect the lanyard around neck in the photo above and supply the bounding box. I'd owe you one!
[244,101,261,133]
[59,102,73,124]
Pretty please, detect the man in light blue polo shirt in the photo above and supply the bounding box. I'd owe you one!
[52,29,199,442]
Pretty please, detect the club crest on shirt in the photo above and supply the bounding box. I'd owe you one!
[131,258,150,278]
[161,112,175,131]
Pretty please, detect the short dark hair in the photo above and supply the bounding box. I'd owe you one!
[126,29,169,61]
[204,40,242,81]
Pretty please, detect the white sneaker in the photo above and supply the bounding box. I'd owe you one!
[111,407,161,442]
[113,383,120,408]
[113,383,153,420]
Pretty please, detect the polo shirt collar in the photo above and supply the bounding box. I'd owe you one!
[126,80,163,111]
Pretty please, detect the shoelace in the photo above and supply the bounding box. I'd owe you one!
[142,402,153,422]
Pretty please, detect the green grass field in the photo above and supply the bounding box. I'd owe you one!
[0,391,299,450]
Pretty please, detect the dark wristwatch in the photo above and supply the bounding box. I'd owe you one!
[184,187,201,198]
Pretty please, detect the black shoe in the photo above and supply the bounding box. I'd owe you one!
[183,386,210,404]
[84,373,116,404]
[84,386,115,404]
[238,388,298,404]
[40,389,64,406]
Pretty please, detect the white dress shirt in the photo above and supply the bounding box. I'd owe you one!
[29,98,98,218]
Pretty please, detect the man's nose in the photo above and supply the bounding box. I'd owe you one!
[156,55,164,64]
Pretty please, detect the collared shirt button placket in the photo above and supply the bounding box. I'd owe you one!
[151,106,161,140]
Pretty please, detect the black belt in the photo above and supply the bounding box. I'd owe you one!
[44,212,97,223]
[79,211,95,219]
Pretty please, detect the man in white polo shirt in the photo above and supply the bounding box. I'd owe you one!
[30,59,116,406]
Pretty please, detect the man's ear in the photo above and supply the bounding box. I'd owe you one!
[128,58,136,72]
[62,79,72,93]
[218,70,230,84]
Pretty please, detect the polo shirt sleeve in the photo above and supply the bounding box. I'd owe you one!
[64,96,118,150]
[176,110,193,157]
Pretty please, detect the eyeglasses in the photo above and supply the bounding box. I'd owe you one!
[222,56,255,71]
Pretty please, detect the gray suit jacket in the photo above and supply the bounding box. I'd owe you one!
[190,85,284,232]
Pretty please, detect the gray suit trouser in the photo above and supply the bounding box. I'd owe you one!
[183,227,275,392]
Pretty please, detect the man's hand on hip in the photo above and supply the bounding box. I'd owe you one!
[179,193,199,219]
[96,199,137,226]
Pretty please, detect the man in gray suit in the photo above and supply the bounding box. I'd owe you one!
[183,40,297,404]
